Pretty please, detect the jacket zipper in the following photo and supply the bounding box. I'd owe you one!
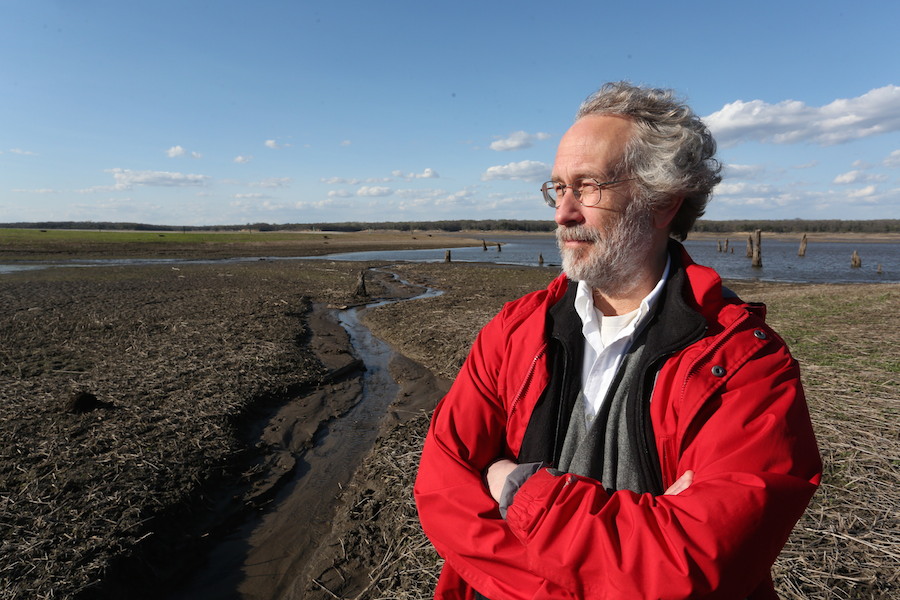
[508,342,547,418]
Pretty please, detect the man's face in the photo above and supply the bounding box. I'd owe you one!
[552,114,656,295]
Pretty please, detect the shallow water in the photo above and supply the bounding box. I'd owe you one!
[4,235,896,283]
[166,276,439,599]
[303,235,900,284]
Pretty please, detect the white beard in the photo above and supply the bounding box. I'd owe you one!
[556,205,656,297]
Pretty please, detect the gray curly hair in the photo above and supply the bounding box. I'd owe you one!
[576,81,722,240]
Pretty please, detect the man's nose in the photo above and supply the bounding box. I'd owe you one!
[554,188,585,227]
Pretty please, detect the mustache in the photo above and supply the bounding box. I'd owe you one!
[556,225,601,243]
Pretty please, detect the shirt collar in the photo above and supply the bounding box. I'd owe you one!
[573,254,672,326]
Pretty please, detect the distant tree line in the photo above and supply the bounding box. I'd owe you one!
[691,219,900,234]
[2,219,899,234]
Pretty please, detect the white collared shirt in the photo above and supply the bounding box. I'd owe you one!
[573,257,671,423]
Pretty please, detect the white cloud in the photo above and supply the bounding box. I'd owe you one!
[391,168,440,180]
[234,193,268,199]
[434,189,476,207]
[833,170,888,184]
[884,150,900,168]
[848,185,877,198]
[167,145,202,158]
[482,160,550,183]
[296,197,357,211]
[490,131,552,151]
[12,188,57,194]
[104,168,209,190]
[328,189,353,198]
[234,155,253,164]
[356,186,393,197]
[340,140,352,147]
[230,198,287,212]
[321,177,361,185]
[250,177,292,188]
[833,170,863,184]
[705,85,900,147]
[715,181,777,196]
[9,148,37,156]
[723,163,765,179]
[265,139,291,150]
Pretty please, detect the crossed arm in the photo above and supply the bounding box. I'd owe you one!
[484,459,694,503]
[416,352,820,598]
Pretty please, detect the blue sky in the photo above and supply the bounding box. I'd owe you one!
[2,0,898,226]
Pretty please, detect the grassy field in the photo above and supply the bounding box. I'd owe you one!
[0,228,484,260]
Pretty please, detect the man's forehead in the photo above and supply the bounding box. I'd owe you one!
[565,113,634,141]
[552,114,632,179]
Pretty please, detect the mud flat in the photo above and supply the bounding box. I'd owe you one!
[0,255,432,599]
[1,237,898,599]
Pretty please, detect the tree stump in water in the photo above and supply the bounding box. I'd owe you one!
[851,250,862,268]
[751,230,763,268]
[798,234,808,257]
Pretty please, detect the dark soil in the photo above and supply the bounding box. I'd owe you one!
[1,246,897,600]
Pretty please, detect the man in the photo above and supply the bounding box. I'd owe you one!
[414,82,821,599]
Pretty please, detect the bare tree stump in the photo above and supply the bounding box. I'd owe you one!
[482,239,488,250]
[445,250,452,263]
[798,234,808,257]
[538,253,544,266]
[354,270,368,297]
[752,229,763,268]
[746,235,753,258]
[851,250,862,268]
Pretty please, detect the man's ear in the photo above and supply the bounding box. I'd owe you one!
[653,197,684,231]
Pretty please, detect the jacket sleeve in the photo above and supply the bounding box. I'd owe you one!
[503,335,822,599]
[414,307,578,599]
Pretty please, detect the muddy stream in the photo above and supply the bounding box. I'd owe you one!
[166,278,440,599]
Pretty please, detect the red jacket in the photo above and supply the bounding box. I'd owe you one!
[414,247,821,600]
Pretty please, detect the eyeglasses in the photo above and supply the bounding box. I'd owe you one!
[540,177,634,208]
